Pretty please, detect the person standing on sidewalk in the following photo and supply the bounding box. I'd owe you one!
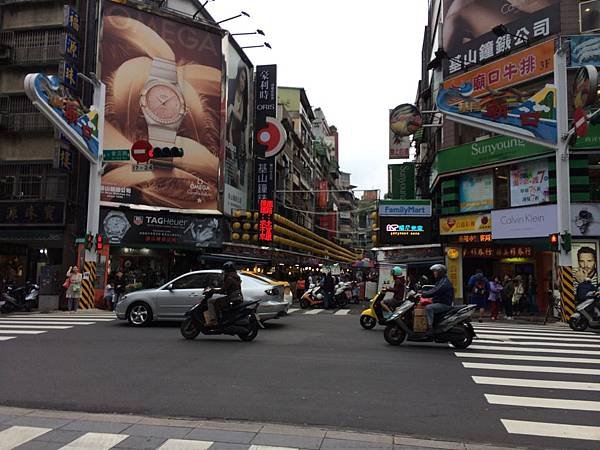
[468,269,489,322]
[488,276,503,321]
[65,266,82,313]
[502,274,514,320]
[512,276,525,317]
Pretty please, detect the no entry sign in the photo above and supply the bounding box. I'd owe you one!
[131,140,152,164]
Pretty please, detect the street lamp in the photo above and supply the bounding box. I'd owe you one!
[232,29,265,36]
[492,24,529,46]
[217,11,250,25]
[426,49,464,71]
[241,42,271,50]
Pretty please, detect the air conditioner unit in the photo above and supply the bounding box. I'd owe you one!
[581,0,600,33]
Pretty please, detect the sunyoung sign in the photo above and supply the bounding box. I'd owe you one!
[379,200,432,217]
[492,204,558,240]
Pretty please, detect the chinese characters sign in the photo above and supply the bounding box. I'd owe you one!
[0,202,65,227]
[442,0,560,75]
[258,199,274,242]
[63,5,80,34]
[439,213,491,236]
[510,160,549,207]
[463,246,534,259]
[378,216,432,245]
[448,233,493,244]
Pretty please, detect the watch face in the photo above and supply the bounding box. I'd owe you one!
[142,84,184,125]
[105,214,129,235]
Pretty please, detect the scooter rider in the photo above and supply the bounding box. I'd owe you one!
[205,262,244,327]
[382,266,406,313]
[421,264,454,330]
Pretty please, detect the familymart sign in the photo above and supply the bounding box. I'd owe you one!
[379,199,432,217]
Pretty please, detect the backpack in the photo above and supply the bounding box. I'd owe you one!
[472,280,486,296]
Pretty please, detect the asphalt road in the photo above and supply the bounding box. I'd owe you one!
[0,308,598,449]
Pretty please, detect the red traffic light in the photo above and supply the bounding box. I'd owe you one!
[95,234,103,251]
[549,233,559,252]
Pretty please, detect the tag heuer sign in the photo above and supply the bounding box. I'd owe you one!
[133,216,143,226]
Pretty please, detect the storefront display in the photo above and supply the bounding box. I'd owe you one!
[510,160,550,207]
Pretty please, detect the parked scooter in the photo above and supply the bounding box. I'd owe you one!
[300,284,349,309]
[180,290,261,341]
[569,290,600,331]
[333,281,352,308]
[383,288,477,349]
[0,282,39,314]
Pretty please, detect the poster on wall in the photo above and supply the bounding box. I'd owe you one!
[510,159,549,206]
[223,37,252,215]
[99,1,222,210]
[459,172,493,212]
[442,0,560,75]
[572,204,600,236]
[572,241,599,294]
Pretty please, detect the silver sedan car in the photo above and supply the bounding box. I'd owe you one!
[115,270,289,326]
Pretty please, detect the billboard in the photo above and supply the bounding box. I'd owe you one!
[491,204,557,239]
[379,199,432,217]
[378,216,432,246]
[99,1,222,210]
[388,163,415,199]
[254,65,277,207]
[439,213,491,235]
[572,241,599,288]
[442,0,560,75]
[224,37,253,215]
[459,171,494,212]
[509,159,549,207]
[570,34,600,68]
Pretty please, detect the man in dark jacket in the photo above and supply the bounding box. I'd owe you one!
[421,264,454,329]
[205,262,243,326]
[322,272,335,309]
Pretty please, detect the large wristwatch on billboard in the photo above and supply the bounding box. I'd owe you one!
[139,57,186,147]
[102,210,131,244]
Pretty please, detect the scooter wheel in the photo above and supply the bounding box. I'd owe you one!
[180,318,201,340]
[360,315,376,330]
[450,329,474,349]
[300,298,310,309]
[337,298,348,308]
[384,325,406,346]
[238,316,259,342]
[569,316,589,332]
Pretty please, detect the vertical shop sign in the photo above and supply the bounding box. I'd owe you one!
[258,198,274,242]
[388,163,415,199]
[445,246,463,300]
[317,180,328,209]
[254,65,277,205]
[510,159,550,206]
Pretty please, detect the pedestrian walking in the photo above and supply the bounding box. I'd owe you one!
[502,274,514,320]
[322,271,335,309]
[104,283,115,311]
[467,269,489,322]
[488,276,503,321]
[65,266,83,313]
[526,274,539,315]
[512,276,525,317]
[111,271,126,310]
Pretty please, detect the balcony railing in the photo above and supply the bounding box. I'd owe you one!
[0,112,53,132]
[0,29,63,65]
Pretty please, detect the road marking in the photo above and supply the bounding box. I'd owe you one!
[5,317,114,322]
[472,376,600,391]
[158,438,213,450]
[474,336,599,350]
[0,336,16,341]
[475,324,571,331]
[334,309,351,315]
[305,309,323,315]
[0,426,51,450]
[287,308,300,313]
[59,432,128,449]
[250,446,299,450]
[474,329,600,340]
[463,362,600,375]
[0,330,46,335]
[0,324,72,329]
[0,320,94,325]
[455,352,600,365]
[468,345,600,356]
[486,394,600,411]
[501,419,600,441]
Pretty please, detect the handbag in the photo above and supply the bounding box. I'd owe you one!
[62,278,71,289]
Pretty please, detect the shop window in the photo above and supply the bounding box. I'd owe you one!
[171,273,210,290]
[45,175,67,200]
[18,175,42,199]
[0,176,15,199]
[494,167,510,209]
[590,156,600,202]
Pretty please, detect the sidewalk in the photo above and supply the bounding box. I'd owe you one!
[0,405,527,450]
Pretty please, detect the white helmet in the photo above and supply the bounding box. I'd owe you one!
[430,264,447,274]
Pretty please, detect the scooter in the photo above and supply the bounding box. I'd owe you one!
[0,282,39,314]
[359,291,388,329]
[383,290,477,349]
[333,282,352,308]
[569,290,600,331]
[180,290,261,342]
[300,285,325,309]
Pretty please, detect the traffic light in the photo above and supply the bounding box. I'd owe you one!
[95,234,103,251]
[150,147,184,158]
[561,232,572,253]
[549,233,559,252]
[85,232,94,250]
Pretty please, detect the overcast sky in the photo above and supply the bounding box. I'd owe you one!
[209,0,428,195]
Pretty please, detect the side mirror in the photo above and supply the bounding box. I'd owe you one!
[167,283,174,291]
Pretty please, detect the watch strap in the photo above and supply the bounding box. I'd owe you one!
[148,57,178,83]
[148,126,177,148]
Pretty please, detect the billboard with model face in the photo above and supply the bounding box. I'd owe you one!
[99,0,223,211]
[442,0,560,76]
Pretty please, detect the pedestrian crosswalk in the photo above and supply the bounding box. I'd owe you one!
[456,322,600,444]
[0,312,115,344]
[288,307,354,316]
[0,426,300,450]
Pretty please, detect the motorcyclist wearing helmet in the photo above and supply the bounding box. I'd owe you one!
[382,266,406,313]
[205,262,244,327]
[421,264,454,329]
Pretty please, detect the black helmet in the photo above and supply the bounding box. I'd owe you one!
[222,261,236,273]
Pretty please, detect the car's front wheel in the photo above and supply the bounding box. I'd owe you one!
[127,302,152,327]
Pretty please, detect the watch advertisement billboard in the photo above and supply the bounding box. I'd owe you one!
[459,171,494,212]
[254,64,277,205]
[572,241,599,290]
[224,37,252,215]
[99,1,222,211]
[99,207,222,248]
[491,204,557,239]
[442,0,560,76]
[378,216,432,246]
[509,159,549,207]
[572,204,600,237]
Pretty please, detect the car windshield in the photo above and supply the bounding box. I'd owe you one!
[243,272,280,284]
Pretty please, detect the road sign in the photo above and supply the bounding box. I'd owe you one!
[103,149,130,161]
[131,140,152,164]
[132,163,153,172]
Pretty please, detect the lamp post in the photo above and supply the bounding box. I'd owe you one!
[241,42,271,50]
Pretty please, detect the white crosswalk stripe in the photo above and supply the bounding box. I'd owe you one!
[333,309,351,315]
[0,312,114,345]
[304,309,323,315]
[158,438,213,449]
[0,426,51,450]
[458,323,600,443]
[58,431,128,449]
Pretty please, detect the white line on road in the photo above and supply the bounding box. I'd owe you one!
[455,352,600,365]
[472,376,600,391]
[0,330,46,335]
[0,325,72,329]
[59,432,128,449]
[475,336,600,346]
[468,344,600,356]
[0,320,94,325]
[334,309,351,315]
[4,317,114,322]
[463,362,600,375]
[250,446,299,450]
[158,438,213,450]
[474,329,600,340]
[486,394,600,411]
[287,308,300,313]
[501,419,600,441]
[0,426,51,450]
[0,336,15,341]
[305,309,324,315]
[475,324,570,331]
